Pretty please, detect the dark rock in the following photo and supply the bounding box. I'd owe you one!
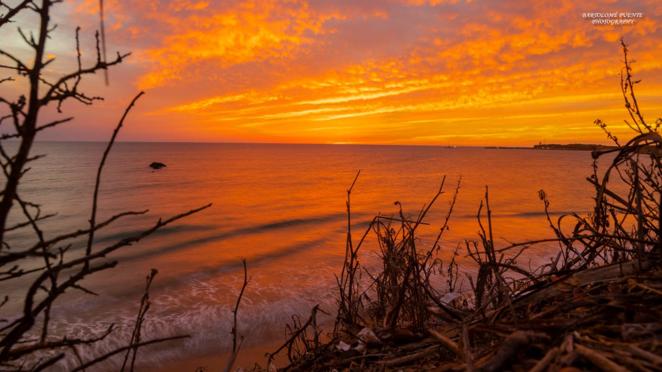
[149,162,167,170]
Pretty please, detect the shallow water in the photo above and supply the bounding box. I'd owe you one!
[2,142,597,370]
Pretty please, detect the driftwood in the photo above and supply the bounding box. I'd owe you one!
[428,329,462,358]
[530,347,559,372]
[575,344,628,372]
[482,331,549,371]
[376,345,440,367]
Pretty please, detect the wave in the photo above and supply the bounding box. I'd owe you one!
[112,212,353,262]
[95,223,218,243]
[45,276,339,371]
[135,237,334,297]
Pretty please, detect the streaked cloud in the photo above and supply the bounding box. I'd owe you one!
[3,0,661,145]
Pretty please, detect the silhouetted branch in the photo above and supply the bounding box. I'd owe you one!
[71,335,190,371]
[225,259,249,372]
[121,269,158,372]
[85,91,144,265]
[0,2,210,370]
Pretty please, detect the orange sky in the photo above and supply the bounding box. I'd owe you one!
[1,0,661,145]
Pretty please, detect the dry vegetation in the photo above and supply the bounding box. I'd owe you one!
[263,41,662,371]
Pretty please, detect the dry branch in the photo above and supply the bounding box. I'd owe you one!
[0,2,209,370]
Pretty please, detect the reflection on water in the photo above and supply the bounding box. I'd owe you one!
[2,142,596,369]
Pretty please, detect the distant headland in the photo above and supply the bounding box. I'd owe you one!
[484,143,616,151]
[532,143,616,151]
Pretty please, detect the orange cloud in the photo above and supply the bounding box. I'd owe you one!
[137,0,340,88]
[18,0,662,145]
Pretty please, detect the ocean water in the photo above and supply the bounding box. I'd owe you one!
[2,142,598,370]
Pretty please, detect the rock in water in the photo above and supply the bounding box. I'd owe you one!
[149,162,167,170]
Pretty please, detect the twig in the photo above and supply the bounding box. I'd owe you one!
[225,259,249,372]
[86,91,144,266]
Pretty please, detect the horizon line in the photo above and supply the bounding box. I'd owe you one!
[26,139,608,149]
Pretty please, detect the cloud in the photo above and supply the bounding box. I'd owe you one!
[25,0,662,144]
[135,0,341,88]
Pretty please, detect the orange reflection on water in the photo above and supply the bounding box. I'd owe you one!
[6,142,602,368]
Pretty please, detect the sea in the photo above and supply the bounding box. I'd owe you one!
[1,142,599,370]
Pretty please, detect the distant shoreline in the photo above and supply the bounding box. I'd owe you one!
[485,143,617,151]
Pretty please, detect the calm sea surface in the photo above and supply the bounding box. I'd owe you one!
[3,142,597,369]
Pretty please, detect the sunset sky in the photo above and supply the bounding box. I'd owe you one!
[1,0,661,145]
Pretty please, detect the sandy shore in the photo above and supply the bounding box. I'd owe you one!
[157,339,286,371]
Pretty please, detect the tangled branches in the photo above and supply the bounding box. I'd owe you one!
[0,1,210,370]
